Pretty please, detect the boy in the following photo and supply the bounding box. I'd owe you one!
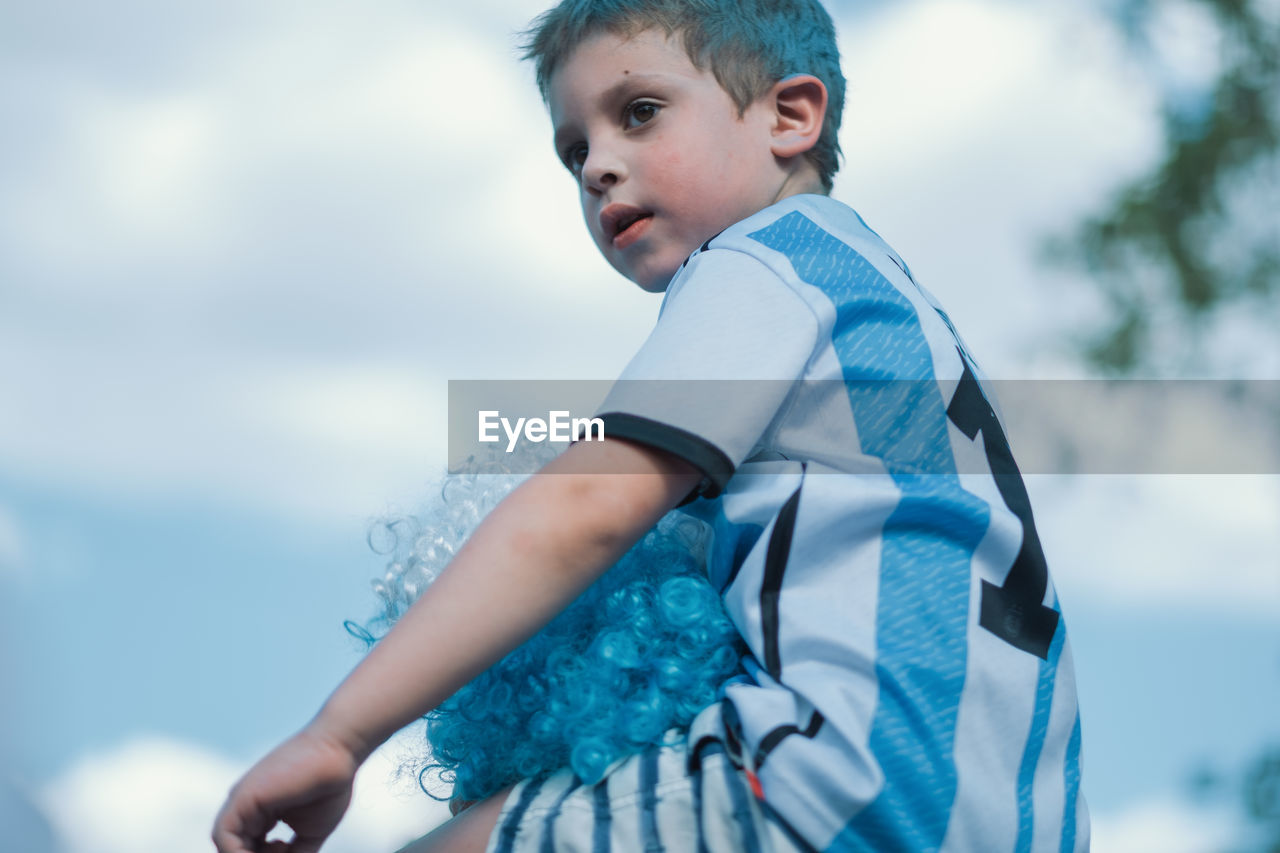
[213,0,1088,850]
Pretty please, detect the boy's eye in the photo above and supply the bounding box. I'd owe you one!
[563,143,587,174]
[624,100,660,129]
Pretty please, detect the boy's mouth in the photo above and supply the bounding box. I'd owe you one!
[601,205,653,249]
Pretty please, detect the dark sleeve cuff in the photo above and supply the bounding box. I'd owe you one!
[596,412,734,502]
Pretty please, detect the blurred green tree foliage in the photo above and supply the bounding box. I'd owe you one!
[1048,0,1278,374]
[1241,748,1280,852]
[1193,746,1280,852]
[1048,2,1278,849]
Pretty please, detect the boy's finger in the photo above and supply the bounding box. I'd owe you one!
[211,824,259,853]
[210,816,243,853]
[211,801,270,853]
[211,827,255,853]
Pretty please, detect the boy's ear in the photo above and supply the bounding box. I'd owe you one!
[768,74,827,159]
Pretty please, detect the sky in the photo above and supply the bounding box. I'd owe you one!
[1,0,1278,850]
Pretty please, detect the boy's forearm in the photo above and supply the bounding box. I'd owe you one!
[310,439,700,763]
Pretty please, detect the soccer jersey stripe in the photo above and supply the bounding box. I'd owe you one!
[836,480,988,851]
[592,781,612,852]
[692,743,712,853]
[723,751,765,853]
[753,709,825,769]
[761,483,803,679]
[493,777,547,853]
[639,747,662,851]
[539,777,583,853]
[1014,618,1066,851]
[749,213,990,850]
[1060,712,1084,852]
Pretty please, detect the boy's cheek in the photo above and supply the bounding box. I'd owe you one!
[652,149,686,178]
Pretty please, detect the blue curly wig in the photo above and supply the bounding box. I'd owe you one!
[348,447,747,803]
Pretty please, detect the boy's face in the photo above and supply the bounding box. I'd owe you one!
[548,29,790,292]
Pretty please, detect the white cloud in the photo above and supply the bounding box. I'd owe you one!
[0,0,655,522]
[0,327,448,521]
[840,0,1161,217]
[1091,797,1241,853]
[0,1,604,306]
[240,364,445,459]
[1031,475,1280,615]
[41,735,449,853]
[1144,0,1225,99]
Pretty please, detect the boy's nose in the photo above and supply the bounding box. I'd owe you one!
[582,147,625,195]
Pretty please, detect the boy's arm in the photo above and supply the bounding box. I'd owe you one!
[313,436,701,760]
[213,437,700,852]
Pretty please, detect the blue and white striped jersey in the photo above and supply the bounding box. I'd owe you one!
[596,194,1088,852]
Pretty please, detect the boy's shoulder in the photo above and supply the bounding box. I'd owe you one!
[711,193,862,252]
[668,193,914,303]
[661,191,977,375]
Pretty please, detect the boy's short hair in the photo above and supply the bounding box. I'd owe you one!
[521,0,846,192]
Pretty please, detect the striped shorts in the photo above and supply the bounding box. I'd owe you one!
[484,734,812,853]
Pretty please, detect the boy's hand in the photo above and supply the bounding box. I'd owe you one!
[211,725,360,853]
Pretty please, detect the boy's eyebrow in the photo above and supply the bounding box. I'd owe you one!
[552,72,674,151]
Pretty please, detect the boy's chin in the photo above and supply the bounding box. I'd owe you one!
[621,264,677,293]
[632,274,673,293]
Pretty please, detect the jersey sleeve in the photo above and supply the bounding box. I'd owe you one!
[595,248,820,499]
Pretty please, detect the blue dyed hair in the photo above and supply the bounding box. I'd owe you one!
[349,447,747,803]
[521,0,846,192]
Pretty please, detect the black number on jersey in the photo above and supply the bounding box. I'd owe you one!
[946,354,1059,660]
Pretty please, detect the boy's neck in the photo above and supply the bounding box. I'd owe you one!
[769,164,828,206]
